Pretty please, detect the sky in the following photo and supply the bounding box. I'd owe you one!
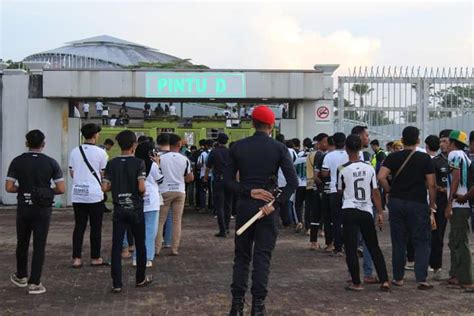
[0,0,472,76]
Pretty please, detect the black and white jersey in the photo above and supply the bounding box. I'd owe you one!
[337,161,377,214]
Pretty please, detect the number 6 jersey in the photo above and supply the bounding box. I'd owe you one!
[337,161,377,215]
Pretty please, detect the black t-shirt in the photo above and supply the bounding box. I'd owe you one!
[6,152,64,206]
[382,150,435,204]
[206,145,230,180]
[314,151,330,193]
[103,156,146,211]
[432,153,449,204]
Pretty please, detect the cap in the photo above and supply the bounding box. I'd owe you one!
[81,123,102,139]
[449,130,469,147]
[217,133,229,144]
[252,105,275,125]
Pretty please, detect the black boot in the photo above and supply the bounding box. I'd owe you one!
[229,297,245,316]
[251,298,266,316]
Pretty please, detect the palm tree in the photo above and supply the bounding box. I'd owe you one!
[351,84,374,107]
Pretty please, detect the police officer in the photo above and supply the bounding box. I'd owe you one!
[204,133,232,237]
[6,130,65,294]
[225,105,298,316]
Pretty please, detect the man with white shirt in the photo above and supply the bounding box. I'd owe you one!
[95,101,103,117]
[169,104,177,116]
[69,123,108,268]
[82,102,90,119]
[155,134,194,256]
[196,140,213,212]
[321,132,348,256]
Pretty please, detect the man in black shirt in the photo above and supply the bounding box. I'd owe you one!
[378,126,437,290]
[428,130,450,279]
[204,133,232,237]
[225,105,298,315]
[6,130,65,295]
[102,130,152,293]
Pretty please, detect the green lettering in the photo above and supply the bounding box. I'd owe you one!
[196,79,207,93]
[174,78,185,92]
[185,78,194,92]
[158,78,167,92]
[216,78,226,94]
[168,79,174,93]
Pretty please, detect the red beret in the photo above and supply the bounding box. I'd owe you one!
[252,105,275,125]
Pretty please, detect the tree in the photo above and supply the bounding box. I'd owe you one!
[333,97,361,121]
[351,84,374,107]
[4,59,24,69]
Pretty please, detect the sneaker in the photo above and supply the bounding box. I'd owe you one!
[28,283,46,295]
[10,273,27,288]
[405,261,415,271]
[146,261,153,268]
[433,269,442,281]
[136,275,153,288]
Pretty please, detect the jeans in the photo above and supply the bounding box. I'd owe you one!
[448,208,472,285]
[72,202,104,259]
[133,211,159,261]
[362,212,375,278]
[342,208,389,285]
[111,208,146,288]
[330,193,343,252]
[16,206,52,285]
[231,197,278,300]
[387,198,431,283]
[213,179,232,233]
[164,211,173,246]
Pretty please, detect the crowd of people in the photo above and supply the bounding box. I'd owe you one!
[5,107,474,310]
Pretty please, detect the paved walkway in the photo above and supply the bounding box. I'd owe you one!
[0,208,473,315]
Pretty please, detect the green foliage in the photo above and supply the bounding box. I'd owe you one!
[351,84,374,107]
[4,59,25,69]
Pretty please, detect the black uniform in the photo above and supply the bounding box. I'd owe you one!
[315,151,333,246]
[6,152,64,285]
[430,153,449,270]
[224,131,298,300]
[207,144,233,234]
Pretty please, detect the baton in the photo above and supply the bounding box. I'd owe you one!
[236,200,275,236]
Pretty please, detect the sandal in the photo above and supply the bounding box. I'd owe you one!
[380,282,391,292]
[417,283,434,290]
[72,259,83,269]
[364,277,380,284]
[391,279,404,287]
[111,287,122,294]
[91,259,111,267]
[345,284,363,292]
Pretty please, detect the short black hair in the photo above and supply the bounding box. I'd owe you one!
[253,119,272,130]
[402,126,419,146]
[169,134,182,147]
[205,139,214,147]
[190,145,197,150]
[147,136,154,143]
[346,134,362,152]
[370,139,380,147]
[104,138,114,146]
[81,123,101,139]
[386,141,393,147]
[333,132,346,149]
[314,133,329,142]
[115,130,137,150]
[285,140,295,149]
[276,134,285,143]
[156,133,170,146]
[292,138,301,148]
[303,138,313,149]
[351,125,368,136]
[439,129,453,139]
[425,135,440,152]
[327,136,334,146]
[137,135,149,144]
[26,129,45,149]
[199,139,206,147]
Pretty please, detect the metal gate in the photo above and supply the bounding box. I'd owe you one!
[336,67,474,144]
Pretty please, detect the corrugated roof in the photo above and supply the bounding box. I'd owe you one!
[23,35,185,67]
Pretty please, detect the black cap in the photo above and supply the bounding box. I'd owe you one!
[81,123,101,139]
[217,133,229,145]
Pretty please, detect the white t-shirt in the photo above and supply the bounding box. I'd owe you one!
[197,150,209,178]
[96,102,103,111]
[69,144,108,203]
[159,152,192,193]
[337,161,377,214]
[294,152,308,187]
[83,103,90,112]
[74,107,81,118]
[109,118,117,127]
[322,149,366,193]
[169,105,177,116]
[448,149,471,208]
[143,163,164,212]
[102,107,109,116]
[278,148,298,187]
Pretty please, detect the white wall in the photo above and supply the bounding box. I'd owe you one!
[1,73,80,206]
